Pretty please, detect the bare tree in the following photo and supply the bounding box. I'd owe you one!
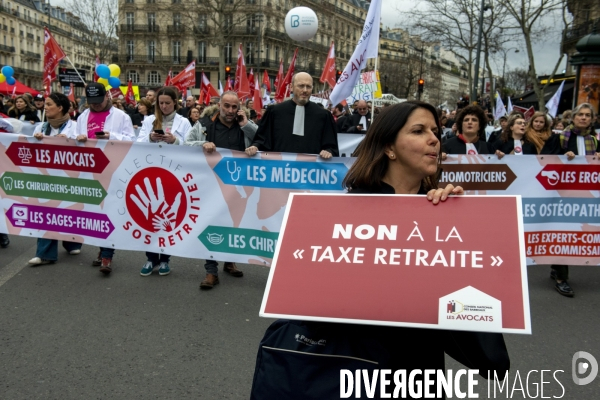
[66,0,119,62]
[495,0,565,110]
[504,67,529,93]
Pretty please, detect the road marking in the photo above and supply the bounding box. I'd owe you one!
[0,242,36,288]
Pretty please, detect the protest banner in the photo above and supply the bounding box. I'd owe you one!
[0,135,598,267]
[260,193,531,334]
[345,71,381,104]
[58,68,87,87]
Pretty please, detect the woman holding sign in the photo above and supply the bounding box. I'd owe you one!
[526,111,553,154]
[28,92,82,265]
[441,105,493,157]
[541,103,600,297]
[250,101,509,399]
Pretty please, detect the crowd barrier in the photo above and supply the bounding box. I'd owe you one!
[0,133,598,266]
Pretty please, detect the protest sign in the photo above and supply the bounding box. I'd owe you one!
[260,194,531,334]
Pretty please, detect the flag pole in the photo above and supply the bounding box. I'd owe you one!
[370,56,378,120]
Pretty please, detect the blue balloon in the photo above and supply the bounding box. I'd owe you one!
[108,77,121,88]
[6,76,16,85]
[2,65,14,78]
[96,64,110,79]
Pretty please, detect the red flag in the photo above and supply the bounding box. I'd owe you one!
[234,44,251,100]
[93,55,100,82]
[198,91,204,106]
[201,71,220,105]
[252,75,263,119]
[67,83,75,103]
[248,68,255,98]
[225,75,232,91]
[43,27,66,94]
[164,69,172,86]
[275,48,298,103]
[274,59,284,102]
[125,79,136,106]
[171,61,196,92]
[262,69,271,93]
[320,42,336,89]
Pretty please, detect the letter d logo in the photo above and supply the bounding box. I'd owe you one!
[572,351,598,385]
[291,15,300,28]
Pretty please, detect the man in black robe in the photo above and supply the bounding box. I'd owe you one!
[341,99,371,133]
[245,72,339,158]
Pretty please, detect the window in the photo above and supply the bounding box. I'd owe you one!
[197,41,206,63]
[173,13,181,27]
[223,15,233,32]
[274,46,279,63]
[147,40,155,61]
[148,13,155,29]
[126,40,134,61]
[224,42,232,64]
[126,0,133,3]
[127,70,139,83]
[172,40,181,62]
[198,14,207,30]
[126,12,134,27]
[246,42,254,64]
[148,71,160,84]
[247,14,258,33]
[264,43,269,64]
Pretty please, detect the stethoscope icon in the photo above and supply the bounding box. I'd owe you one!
[227,160,242,182]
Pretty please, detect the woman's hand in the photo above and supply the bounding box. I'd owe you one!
[29,120,36,124]
[441,152,448,161]
[162,131,176,144]
[76,135,87,142]
[33,133,43,140]
[202,142,216,153]
[56,133,66,138]
[565,151,576,161]
[427,184,463,205]
[495,150,505,159]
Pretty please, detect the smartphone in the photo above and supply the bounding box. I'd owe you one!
[154,129,165,135]
[236,114,244,123]
[357,124,364,130]
[94,131,105,137]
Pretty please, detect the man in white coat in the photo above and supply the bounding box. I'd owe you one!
[75,82,135,275]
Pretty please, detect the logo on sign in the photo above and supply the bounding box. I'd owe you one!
[514,146,522,154]
[467,150,477,155]
[446,300,464,314]
[206,233,224,245]
[12,205,28,226]
[573,351,598,385]
[540,170,560,186]
[18,147,32,164]
[291,15,300,27]
[294,333,326,347]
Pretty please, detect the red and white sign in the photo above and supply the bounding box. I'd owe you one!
[43,28,66,92]
[513,106,535,122]
[536,164,600,191]
[171,61,196,92]
[260,194,531,334]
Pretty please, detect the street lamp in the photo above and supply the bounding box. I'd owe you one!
[471,0,492,104]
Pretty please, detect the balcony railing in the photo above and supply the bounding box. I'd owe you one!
[119,24,160,33]
[21,50,40,59]
[166,25,185,34]
[0,44,15,53]
[564,18,600,45]
[193,26,210,35]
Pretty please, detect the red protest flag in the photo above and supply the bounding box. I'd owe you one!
[225,75,232,92]
[171,61,196,92]
[248,68,255,98]
[164,69,173,86]
[252,75,263,119]
[262,69,271,93]
[67,83,75,103]
[43,27,66,94]
[274,59,284,102]
[320,42,336,89]
[275,48,298,103]
[201,71,220,105]
[125,79,136,106]
[234,44,251,100]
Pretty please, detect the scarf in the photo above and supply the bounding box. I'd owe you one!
[47,113,71,129]
[560,124,597,155]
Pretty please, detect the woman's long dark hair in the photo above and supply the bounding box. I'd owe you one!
[343,101,442,192]
[152,86,180,131]
[500,113,525,143]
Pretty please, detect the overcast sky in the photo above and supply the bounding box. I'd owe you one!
[382,0,567,75]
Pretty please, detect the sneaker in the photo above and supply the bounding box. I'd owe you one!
[555,281,574,297]
[158,262,171,276]
[223,262,244,277]
[200,274,219,290]
[0,234,9,248]
[28,257,54,265]
[69,249,81,255]
[550,269,557,281]
[99,258,112,275]
[140,261,154,276]
[92,251,102,267]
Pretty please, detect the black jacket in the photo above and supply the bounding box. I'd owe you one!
[7,108,39,122]
[341,112,371,133]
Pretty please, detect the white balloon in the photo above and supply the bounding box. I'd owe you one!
[285,7,319,42]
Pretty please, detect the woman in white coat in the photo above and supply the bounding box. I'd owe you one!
[136,87,191,276]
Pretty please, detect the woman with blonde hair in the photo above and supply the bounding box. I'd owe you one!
[493,113,537,158]
[7,95,40,123]
[526,111,552,154]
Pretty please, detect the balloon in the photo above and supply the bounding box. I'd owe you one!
[6,76,16,85]
[1,65,14,78]
[108,64,121,78]
[0,74,5,84]
[285,7,318,41]
[96,64,110,79]
[97,77,110,88]
[108,77,121,88]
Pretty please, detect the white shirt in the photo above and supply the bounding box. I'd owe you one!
[33,119,78,138]
[137,113,191,145]
[75,107,135,141]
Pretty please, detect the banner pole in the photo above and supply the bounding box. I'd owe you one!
[371,57,378,120]
[63,55,87,85]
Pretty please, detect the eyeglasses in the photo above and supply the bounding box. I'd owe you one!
[514,121,526,125]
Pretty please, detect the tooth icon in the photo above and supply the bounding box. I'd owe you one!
[2,176,13,191]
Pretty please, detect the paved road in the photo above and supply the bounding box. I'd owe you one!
[0,235,598,399]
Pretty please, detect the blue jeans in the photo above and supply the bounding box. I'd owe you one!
[36,238,82,261]
[100,247,115,259]
[205,260,219,275]
[146,252,170,265]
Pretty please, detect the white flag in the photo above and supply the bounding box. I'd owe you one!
[218,80,223,95]
[507,96,513,114]
[329,0,382,106]
[545,80,565,118]
[494,91,506,120]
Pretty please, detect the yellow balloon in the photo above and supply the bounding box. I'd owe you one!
[108,64,121,78]
[98,77,110,87]
[0,74,5,83]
